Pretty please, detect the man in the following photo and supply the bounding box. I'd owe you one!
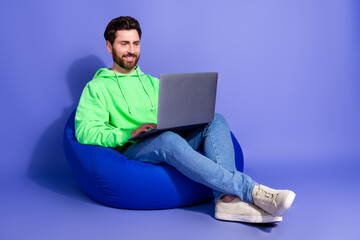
[75,16,295,223]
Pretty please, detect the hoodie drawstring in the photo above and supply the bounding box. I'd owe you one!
[136,70,155,111]
[114,70,155,115]
[115,74,133,115]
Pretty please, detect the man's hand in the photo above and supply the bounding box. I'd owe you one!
[131,123,157,138]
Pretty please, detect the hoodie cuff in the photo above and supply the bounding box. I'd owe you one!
[121,129,133,144]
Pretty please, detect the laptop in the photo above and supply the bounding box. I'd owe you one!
[129,72,218,141]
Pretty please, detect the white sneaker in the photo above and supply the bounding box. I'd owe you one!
[215,197,283,223]
[252,184,296,217]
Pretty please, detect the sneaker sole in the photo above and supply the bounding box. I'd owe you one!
[215,212,283,223]
[276,191,296,216]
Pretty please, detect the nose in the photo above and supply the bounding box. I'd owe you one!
[128,44,135,54]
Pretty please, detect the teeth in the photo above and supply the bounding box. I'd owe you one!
[124,56,135,60]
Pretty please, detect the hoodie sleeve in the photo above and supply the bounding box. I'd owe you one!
[74,83,132,148]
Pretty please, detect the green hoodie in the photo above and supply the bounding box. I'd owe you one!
[75,66,159,150]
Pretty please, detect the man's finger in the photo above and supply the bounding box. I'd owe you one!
[142,123,157,129]
[149,123,157,129]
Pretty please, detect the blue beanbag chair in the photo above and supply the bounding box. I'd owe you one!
[63,110,244,209]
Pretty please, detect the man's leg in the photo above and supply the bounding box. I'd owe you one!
[177,114,282,223]
[122,129,255,203]
[182,114,295,219]
[179,113,255,202]
[122,129,289,223]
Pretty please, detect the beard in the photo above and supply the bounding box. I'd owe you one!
[112,51,140,71]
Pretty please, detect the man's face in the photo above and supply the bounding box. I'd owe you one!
[107,29,140,73]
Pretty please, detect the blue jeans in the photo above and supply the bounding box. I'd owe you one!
[122,114,257,203]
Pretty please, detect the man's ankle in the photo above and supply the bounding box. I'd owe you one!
[220,195,237,203]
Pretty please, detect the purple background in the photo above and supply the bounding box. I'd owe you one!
[1,0,359,239]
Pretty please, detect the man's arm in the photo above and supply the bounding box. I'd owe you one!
[75,83,132,147]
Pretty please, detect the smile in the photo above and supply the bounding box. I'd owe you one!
[123,56,136,61]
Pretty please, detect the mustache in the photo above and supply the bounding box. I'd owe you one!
[123,54,138,57]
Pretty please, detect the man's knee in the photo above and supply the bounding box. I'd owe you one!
[213,113,227,125]
[209,113,230,132]
[156,131,184,146]
[154,131,189,161]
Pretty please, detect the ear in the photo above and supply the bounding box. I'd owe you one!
[106,40,113,54]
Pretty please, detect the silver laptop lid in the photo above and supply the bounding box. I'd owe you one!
[157,72,218,129]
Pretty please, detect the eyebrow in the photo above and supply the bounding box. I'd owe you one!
[119,40,140,43]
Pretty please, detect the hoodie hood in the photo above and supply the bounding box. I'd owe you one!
[93,66,155,115]
[75,65,159,148]
[93,65,142,79]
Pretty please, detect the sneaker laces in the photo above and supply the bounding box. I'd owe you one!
[256,187,278,207]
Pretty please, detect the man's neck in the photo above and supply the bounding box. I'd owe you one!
[111,63,136,75]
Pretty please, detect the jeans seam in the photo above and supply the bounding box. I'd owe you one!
[209,131,221,165]
[161,147,241,196]
[164,147,212,181]
[132,144,210,181]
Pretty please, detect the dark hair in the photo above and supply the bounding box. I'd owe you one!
[104,16,142,45]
